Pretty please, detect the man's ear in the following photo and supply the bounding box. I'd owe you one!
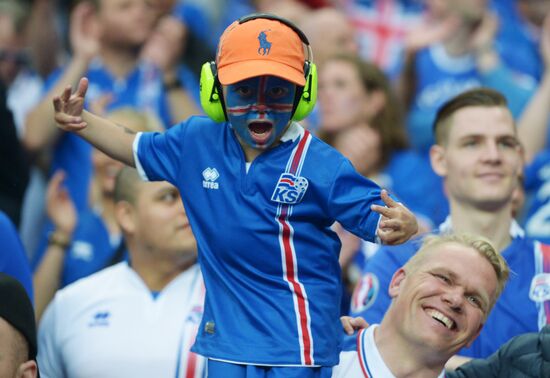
[16,360,37,378]
[115,201,136,235]
[388,268,407,298]
[430,144,447,177]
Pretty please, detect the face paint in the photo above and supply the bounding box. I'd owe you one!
[224,76,297,149]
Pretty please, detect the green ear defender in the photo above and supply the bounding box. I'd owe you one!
[291,61,317,121]
[200,61,226,123]
[199,13,317,123]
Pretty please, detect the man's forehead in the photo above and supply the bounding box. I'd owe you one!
[421,243,496,286]
[449,106,515,136]
[143,181,175,193]
[420,242,480,268]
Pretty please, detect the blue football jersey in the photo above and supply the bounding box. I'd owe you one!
[407,45,534,153]
[492,0,543,83]
[350,219,543,358]
[135,117,385,366]
[524,151,550,244]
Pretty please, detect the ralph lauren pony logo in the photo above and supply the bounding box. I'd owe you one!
[271,173,308,204]
[258,30,272,55]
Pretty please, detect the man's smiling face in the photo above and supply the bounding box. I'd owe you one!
[388,242,498,355]
[224,75,297,150]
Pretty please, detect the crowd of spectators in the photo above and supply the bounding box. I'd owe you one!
[2,0,550,376]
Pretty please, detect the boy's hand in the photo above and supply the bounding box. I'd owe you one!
[371,190,418,245]
[53,77,89,131]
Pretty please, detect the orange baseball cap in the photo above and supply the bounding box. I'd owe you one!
[216,17,306,86]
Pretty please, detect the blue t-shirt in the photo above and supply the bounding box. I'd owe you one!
[350,220,542,358]
[407,45,534,153]
[136,117,385,366]
[492,0,543,83]
[0,211,33,301]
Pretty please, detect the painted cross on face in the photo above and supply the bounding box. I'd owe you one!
[225,75,297,150]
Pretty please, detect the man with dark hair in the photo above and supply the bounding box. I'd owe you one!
[432,88,509,145]
[0,272,38,378]
[351,87,547,367]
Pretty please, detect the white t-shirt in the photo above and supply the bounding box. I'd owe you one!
[38,262,205,378]
[332,325,445,378]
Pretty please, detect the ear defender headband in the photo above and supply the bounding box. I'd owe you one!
[199,13,318,123]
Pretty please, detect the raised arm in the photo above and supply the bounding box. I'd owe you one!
[53,77,136,167]
[517,14,550,164]
[23,1,99,154]
[34,171,76,322]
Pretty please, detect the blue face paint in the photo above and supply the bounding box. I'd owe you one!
[224,76,297,150]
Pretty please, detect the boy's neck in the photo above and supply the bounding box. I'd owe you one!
[241,144,263,163]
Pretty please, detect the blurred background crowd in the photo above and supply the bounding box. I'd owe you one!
[2,0,550,375]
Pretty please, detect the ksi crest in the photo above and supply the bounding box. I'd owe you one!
[529,273,550,302]
[271,173,309,204]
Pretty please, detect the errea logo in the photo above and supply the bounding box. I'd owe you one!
[88,311,110,327]
[202,168,220,190]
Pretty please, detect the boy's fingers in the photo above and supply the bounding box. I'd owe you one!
[381,190,399,208]
[55,113,83,124]
[379,219,400,230]
[75,77,89,97]
[371,204,392,218]
[61,85,72,102]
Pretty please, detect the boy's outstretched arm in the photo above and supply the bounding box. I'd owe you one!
[371,190,418,245]
[53,77,136,167]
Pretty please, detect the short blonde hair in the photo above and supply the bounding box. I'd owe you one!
[404,233,509,307]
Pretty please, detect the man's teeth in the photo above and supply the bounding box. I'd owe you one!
[427,309,454,329]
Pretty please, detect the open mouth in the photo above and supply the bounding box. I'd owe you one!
[248,121,274,145]
[426,309,456,331]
